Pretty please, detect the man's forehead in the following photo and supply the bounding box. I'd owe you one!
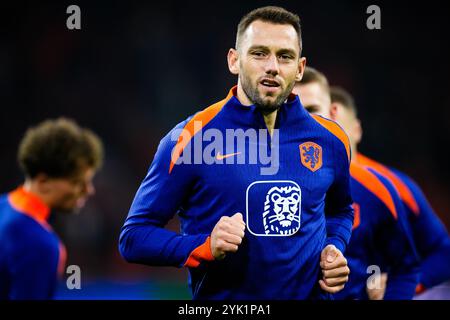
[67,166,95,180]
[336,102,357,117]
[298,83,329,101]
[242,20,299,51]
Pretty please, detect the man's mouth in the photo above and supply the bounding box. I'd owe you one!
[260,78,280,88]
[76,196,87,208]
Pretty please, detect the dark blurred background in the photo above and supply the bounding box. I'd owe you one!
[1,0,449,299]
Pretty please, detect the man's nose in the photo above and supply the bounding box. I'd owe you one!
[85,181,95,196]
[264,54,279,76]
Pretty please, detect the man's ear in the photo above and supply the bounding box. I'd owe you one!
[34,173,52,194]
[228,48,239,75]
[295,57,307,81]
[329,103,338,121]
[354,118,363,145]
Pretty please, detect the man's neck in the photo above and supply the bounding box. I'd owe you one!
[236,83,252,106]
[350,144,357,162]
[236,83,278,136]
[263,111,278,136]
[23,180,52,208]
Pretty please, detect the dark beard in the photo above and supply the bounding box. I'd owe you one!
[241,74,295,114]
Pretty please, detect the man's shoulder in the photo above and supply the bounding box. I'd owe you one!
[351,162,399,220]
[153,93,233,172]
[357,153,421,215]
[2,210,56,246]
[0,215,58,265]
[0,193,11,208]
[308,114,351,162]
[170,92,232,134]
[388,167,416,189]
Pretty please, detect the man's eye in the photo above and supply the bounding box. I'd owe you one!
[253,51,265,57]
[70,179,84,186]
[279,54,292,60]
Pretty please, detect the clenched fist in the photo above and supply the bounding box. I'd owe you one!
[366,273,388,300]
[210,212,246,260]
[319,245,350,294]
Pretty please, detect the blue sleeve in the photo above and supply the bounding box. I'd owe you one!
[9,232,59,300]
[370,171,420,300]
[419,241,450,289]
[324,142,354,253]
[119,121,212,268]
[392,170,450,288]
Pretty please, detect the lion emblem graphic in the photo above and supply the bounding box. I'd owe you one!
[262,186,301,235]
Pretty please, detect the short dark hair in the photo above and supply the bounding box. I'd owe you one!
[236,6,303,55]
[330,86,357,115]
[18,118,104,179]
[298,66,330,93]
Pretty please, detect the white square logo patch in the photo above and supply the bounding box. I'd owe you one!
[246,181,302,236]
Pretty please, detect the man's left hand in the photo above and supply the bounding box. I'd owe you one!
[319,244,350,294]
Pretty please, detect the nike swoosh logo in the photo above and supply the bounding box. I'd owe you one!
[216,151,242,160]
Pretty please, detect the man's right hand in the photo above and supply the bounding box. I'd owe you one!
[210,213,246,260]
[366,272,388,300]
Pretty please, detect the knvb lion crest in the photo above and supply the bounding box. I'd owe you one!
[299,142,322,172]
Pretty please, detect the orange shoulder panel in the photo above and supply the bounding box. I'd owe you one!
[311,115,351,161]
[355,153,419,215]
[169,89,234,174]
[350,162,398,219]
[8,186,51,230]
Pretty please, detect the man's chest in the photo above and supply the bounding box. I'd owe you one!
[188,137,336,233]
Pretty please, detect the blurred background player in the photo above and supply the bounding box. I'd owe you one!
[293,66,332,116]
[293,67,420,299]
[329,86,450,299]
[0,118,103,300]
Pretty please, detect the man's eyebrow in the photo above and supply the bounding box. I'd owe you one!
[247,45,270,52]
[247,46,297,56]
[277,48,297,56]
